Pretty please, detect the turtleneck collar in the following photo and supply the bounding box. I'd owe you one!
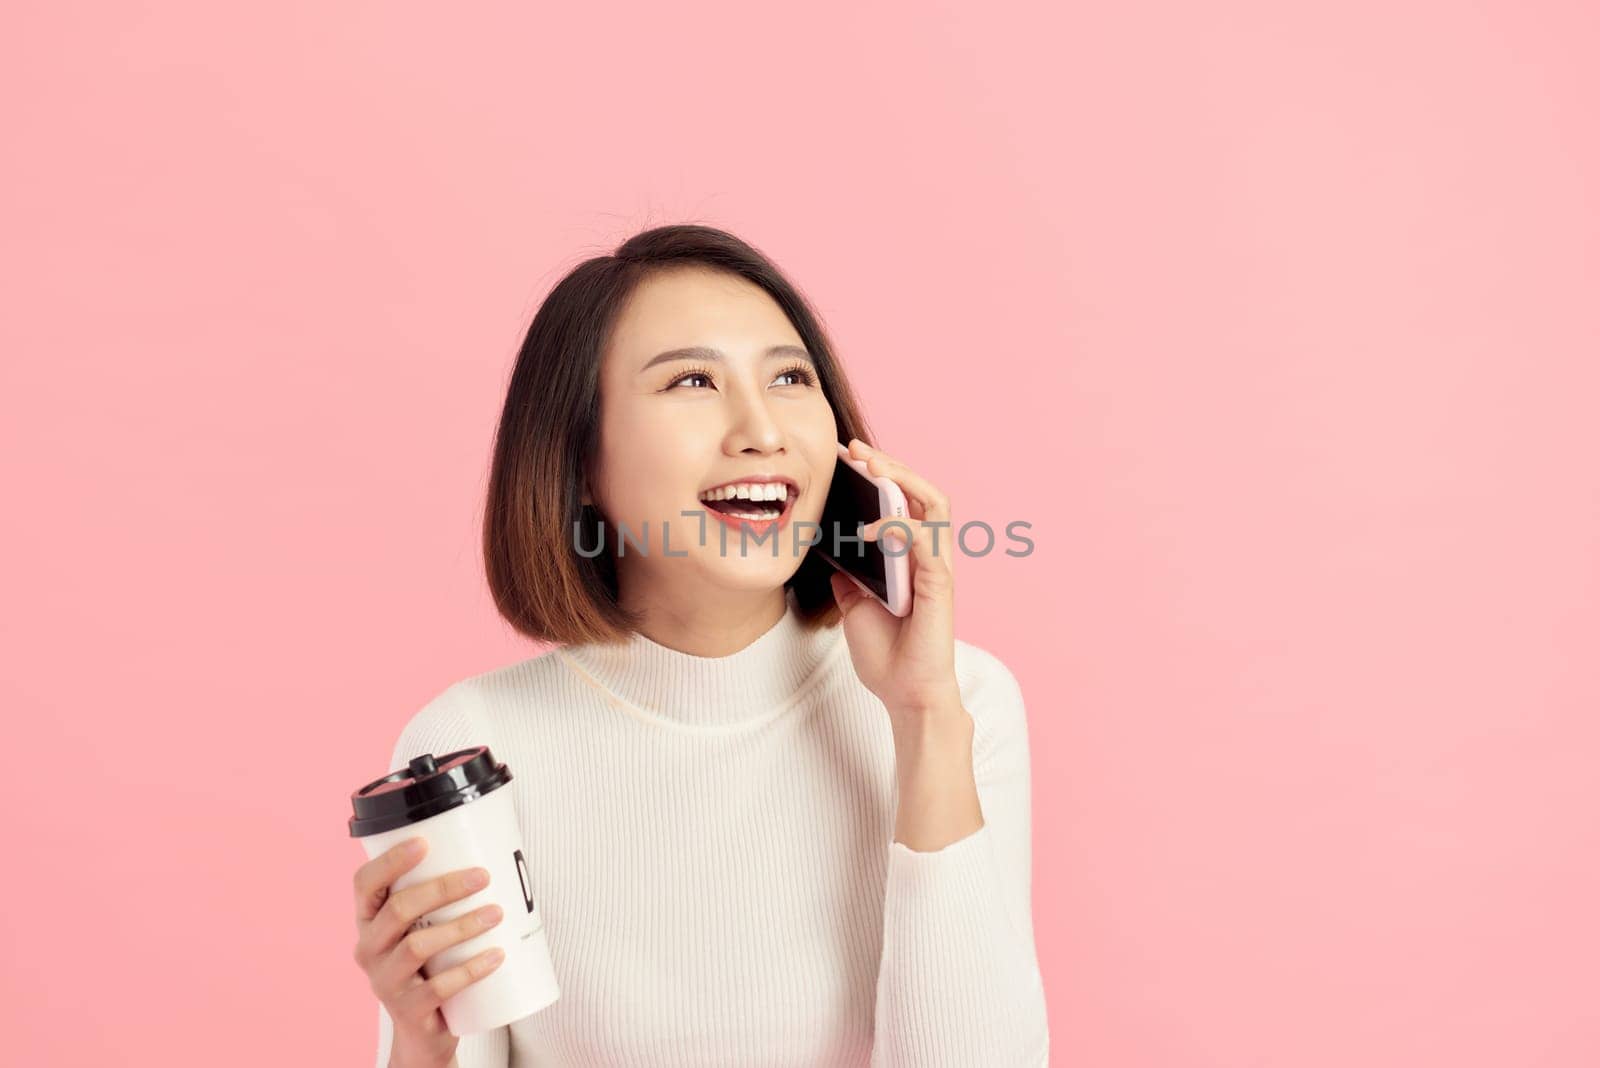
[555,588,847,730]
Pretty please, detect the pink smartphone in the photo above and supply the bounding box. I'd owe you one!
[814,440,912,617]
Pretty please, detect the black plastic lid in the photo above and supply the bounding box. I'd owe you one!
[348,746,513,837]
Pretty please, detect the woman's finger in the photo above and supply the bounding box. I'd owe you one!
[370,901,505,1002]
[361,866,491,962]
[853,440,956,581]
[353,837,427,926]
[397,946,508,1017]
[866,512,954,595]
[847,439,952,525]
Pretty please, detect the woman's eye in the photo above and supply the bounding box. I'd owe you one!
[774,365,818,388]
[673,372,713,389]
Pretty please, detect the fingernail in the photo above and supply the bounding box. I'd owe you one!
[468,868,489,889]
[405,838,426,856]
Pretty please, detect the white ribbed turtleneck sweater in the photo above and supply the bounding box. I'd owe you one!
[373,591,1049,1067]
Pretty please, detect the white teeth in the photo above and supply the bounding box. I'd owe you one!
[699,481,791,503]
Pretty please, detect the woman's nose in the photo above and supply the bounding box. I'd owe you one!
[723,386,786,453]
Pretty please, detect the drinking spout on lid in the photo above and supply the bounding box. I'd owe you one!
[408,754,438,778]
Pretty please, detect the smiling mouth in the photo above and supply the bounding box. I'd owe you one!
[696,482,797,523]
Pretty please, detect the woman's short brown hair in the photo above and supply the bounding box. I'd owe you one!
[483,224,877,647]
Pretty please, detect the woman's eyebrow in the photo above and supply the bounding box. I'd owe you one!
[638,344,813,374]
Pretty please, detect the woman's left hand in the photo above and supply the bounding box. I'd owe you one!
[829,438,966,735]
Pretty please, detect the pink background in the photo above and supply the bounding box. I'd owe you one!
[4,2,1597,1065]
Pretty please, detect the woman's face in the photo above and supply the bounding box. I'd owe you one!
[588,266,838,608]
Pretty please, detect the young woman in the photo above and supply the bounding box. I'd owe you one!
[349,225,1049,1067]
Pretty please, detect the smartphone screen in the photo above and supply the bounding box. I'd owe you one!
[816,455,890,601]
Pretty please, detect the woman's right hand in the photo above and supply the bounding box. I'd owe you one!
[352,837,507,1068]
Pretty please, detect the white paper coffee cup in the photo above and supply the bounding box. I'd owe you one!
[350,747,560,1035]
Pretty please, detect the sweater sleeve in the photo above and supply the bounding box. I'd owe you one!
[372,682,512,1068]
[869,646,1051,1067]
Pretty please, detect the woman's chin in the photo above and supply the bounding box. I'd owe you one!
[689,553,803,591]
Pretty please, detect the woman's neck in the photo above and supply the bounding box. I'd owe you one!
[618,583,791,658]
